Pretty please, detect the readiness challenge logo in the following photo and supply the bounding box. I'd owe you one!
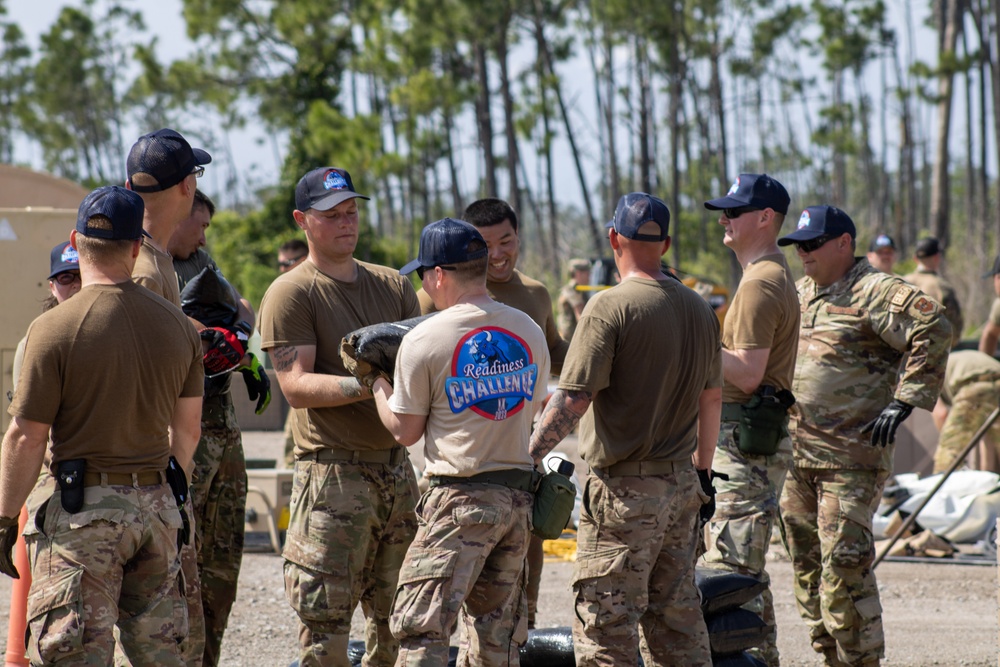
[446,327,539,420]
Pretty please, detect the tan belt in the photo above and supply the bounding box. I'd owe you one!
[83,471,165,487]
[592,459,688,477]
[304,446,406,466]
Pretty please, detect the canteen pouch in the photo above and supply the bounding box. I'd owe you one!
[736,388,794,457]
[532,460,576,540]
[56,459,86,514]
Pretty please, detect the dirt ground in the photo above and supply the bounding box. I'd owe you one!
[0,430,997,666]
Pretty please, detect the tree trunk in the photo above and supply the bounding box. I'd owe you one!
[532,0,602,256]
[496,16,522,215]
[636,37,652,193]
[930,0,961,245]
[474,42,497,198]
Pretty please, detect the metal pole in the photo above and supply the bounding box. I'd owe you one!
[873,405,1000,568]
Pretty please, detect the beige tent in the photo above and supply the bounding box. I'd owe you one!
[0,165,87,432]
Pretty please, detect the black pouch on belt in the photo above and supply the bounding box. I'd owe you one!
[56,459,86,514]
[736,388,795,457]
[165,456,191,548]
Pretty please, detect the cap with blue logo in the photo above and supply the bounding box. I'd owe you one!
[48,242,80,279]
[868,234,897,253]
[400,218,489,275]
[295,167,370,212]
[606,192,670,242]
[704,173,790,215]
[76,186,145,241]
[777,205,856,246]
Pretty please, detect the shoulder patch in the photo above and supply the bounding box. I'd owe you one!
[890,284,914,307]
[911,296,938,315]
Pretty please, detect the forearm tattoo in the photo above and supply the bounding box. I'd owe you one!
[272,346,297,372]
[529,390,592,462]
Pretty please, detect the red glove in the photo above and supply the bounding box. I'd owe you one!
[200,327,246,377]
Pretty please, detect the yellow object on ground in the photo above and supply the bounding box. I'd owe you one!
[542,529,578,562]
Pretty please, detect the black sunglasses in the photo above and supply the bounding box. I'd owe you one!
[795,235,835,253]
[416,265,457,280]
[52,272,81,286]
[722,206,760,220]
[278,256,306,268]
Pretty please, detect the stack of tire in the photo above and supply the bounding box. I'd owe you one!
[336,567,768,667]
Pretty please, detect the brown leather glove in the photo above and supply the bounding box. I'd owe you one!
[340,338,390,390]
[0,514,20,579]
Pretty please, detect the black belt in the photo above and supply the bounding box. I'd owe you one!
[592,459,688,477]
[304,446,406,466]
[203,392,233,408]
[83,471,165,487]
[428,469,538,493]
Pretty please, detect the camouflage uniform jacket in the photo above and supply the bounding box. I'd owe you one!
[790,257,950,471]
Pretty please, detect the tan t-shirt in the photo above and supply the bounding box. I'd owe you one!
[10,282,203,473]
[389,300,551,476]
[940,350,1000,405]
[134,237,182,307]
[259,260,420,454]
[559,277,722,467]
[722,253,800,404]
[418,269,568,373]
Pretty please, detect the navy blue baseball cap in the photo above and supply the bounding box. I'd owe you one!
[777,206,856,246]
[295,167,370,212]
[48,241,80,279]
[76,186,145,241]
[127,128,211,193]
[606,192,670,242]
[401,218,489,275]
[704,173,790,215]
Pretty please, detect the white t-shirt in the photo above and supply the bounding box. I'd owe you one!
[389,299,551,477]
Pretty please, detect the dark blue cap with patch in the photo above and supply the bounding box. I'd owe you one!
[127,128,211,193]
[295,167,370,212]
[606,192,670,242]
[777,205,856,246]
[401,218,488,275]
[704,173,790,215]
[76,186,145,241]
[48,241,80,279]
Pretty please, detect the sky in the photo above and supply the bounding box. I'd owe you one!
[6,0,948,215]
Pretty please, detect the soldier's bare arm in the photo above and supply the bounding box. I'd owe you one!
[721,347,771,395]
[693,387,722,470]
[371,377,427,447]
[0,416,49,518]
[529,389,593,464]
[269,343,370,409]
[169,395,203,473]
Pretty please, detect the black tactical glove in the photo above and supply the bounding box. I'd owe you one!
[697,469,729,529]
[0,515,20,579]
[861,399,914,448]
[238,353,271,414]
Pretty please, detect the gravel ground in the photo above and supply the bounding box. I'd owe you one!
[1,430,997,666]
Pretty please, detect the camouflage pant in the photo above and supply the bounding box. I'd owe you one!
[283,455,417,667]
[572,466,711,667]
[177,498,204,667]
[23,482,185,666]
[701,421,792,666]
[934,383,1000,473]
[779,467,889,666]
[391,484,532,667]
[189,395,247,667]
